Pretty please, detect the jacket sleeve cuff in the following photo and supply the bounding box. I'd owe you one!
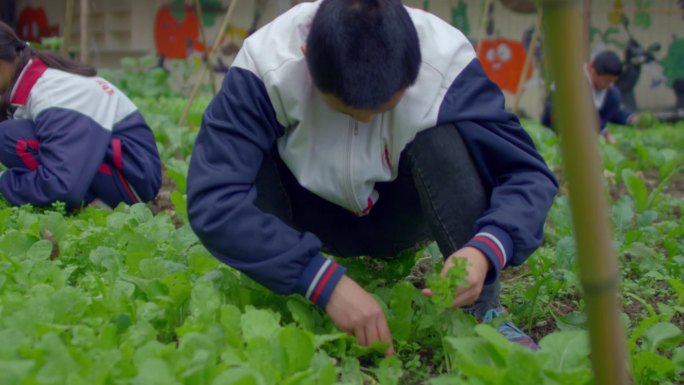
[464,225,513,284]
[293,254,346,309]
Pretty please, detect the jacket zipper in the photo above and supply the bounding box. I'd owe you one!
[343,119,361,212]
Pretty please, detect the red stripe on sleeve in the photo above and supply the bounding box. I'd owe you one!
[472,236,505,267]
[311,262,338,304]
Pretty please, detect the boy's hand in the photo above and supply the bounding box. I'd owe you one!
[421,247,490,308]
[601,130,617,144]
[326,275,395,356]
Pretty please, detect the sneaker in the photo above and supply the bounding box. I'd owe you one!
[480,307,540,351]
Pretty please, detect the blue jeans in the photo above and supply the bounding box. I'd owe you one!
[256,124,500,318]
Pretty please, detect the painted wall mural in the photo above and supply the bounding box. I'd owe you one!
[478,38,532,93]
[451,0,470,37]
[154,3,206,59]
[154,0,251,61]
[16,6,59,43]
[147,0,680,110]
[662,37,684,108]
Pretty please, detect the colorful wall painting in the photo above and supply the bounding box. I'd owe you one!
[154,3,206,59]
[16,6,59,43]
[662,37,684,87]
[478,38,532,93]
[451,0,470,36]
[634,0,653,29]
[609,0,625,25]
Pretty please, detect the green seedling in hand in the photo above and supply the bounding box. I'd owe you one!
[425,257,469,309]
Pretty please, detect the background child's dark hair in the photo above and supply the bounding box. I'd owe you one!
[305,0,421,109]
[0,21,96,120]
[592,50,623,77]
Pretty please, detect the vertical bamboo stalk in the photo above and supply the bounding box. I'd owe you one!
[583,0,592,61]
[62,0,75,55]
[541,1,630,384]
[512,9,543,115]
[475,0,493,57]
[194,0,217,94]
[179,0,240,126]
[79,0,89,63]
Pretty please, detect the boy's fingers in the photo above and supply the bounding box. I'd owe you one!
[365,322,380,347]
[354,326,368,346]
[451,286,478,308]
[377,318,394,356]
[421,288,433,298]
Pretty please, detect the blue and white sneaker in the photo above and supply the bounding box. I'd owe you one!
[480,307,540,351]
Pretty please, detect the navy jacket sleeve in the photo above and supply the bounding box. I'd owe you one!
[0,108,111,208]
[187,68,345,308]
[438,59,559,282]
[602,87,634,126]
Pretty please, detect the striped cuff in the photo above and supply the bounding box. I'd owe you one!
[464,225,513,284]
[293,254,346,308]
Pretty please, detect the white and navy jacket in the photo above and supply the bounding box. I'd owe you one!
[187,2,558,308]
[1,58,161,207]
[542,64,634,131]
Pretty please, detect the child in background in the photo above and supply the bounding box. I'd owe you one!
[0,21,161,209]
[542,50,640,143]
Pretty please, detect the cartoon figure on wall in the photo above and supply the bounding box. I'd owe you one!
[478,38,532,93]
[16,6,59,43]
[154,3,206,59]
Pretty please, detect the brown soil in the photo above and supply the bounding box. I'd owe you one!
[149,170,184,228]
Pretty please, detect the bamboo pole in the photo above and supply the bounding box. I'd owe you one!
[179,0,240,126]
[62,0,74,55]
[79,0,89,63]
[541,1,630,384]
[475,0,493,57]
[582,0,591,61]
[194,0,217,94]
[512,9,543,115]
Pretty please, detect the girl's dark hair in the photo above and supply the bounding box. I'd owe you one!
[0,21,96,120]
[306,0,421,109]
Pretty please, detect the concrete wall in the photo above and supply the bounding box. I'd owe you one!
[13,0,684,115]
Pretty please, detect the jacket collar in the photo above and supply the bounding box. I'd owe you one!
[10,57,48,107]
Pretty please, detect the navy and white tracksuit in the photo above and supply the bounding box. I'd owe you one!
[542,64,635,131]
[187,2,559,307]
[0,58,161,209]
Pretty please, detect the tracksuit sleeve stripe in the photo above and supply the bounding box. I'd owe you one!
[311,263,339,304]
[464,225,514,284]
[294,253,347,308]
[305,258,331,299]
[472,236,505,266]
[474,232,507,264]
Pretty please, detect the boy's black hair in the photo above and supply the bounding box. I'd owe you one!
[305,0,421,109]
[592,51,623,77]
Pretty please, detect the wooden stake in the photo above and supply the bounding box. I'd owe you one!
[79,0,89,63]
[179,0,240,126]
[475,0,493,57]
[194,0,217,94]
[62,0,75,55]
[542,1,631,384]
[512,8,543,115]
